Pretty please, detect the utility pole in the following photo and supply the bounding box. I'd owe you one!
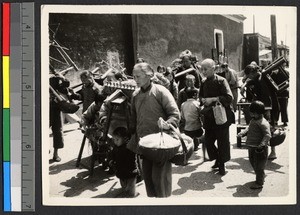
[253,15,255,33]
[270,15,278,61]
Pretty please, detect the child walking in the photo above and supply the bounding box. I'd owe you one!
[237,101,271,189]
[111,127,139,197]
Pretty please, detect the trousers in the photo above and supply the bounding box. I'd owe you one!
[248,146,268,185]
[204,126,230,163]
[120,177,137,197]
[142,158,172,197]
[50,102,64,149]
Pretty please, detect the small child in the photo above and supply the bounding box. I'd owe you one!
[177,74,199,110]
[180,88,203,151]
[111,127,139,198]
[237,101,271,189]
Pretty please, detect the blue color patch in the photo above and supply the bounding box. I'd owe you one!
[3,162,11,211]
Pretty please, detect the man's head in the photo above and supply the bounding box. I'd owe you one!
[201,58,215,78]
[132,63,154,88]
[136,58,145,63]
[80,70,94,86]
[185,74,195,88]
[180,50,194,69]
[157,65,166,73]
[164,67,175,81]
[244,64,259,80]
[261,59,268,69]
[221,63,229,73]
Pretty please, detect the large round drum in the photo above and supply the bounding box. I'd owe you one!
[139,132,180,163]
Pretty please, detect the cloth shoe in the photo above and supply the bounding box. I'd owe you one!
[211,160,219,169]
[268,151,277,160]
[218,163,226,175]
[250,183,263,189]
[52,156,61,162]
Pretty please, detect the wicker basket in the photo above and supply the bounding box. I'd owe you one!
[170,134,194,166]
[139,132,180,163]
[270,128,286,147]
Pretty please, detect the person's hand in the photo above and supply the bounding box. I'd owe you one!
[237,132,244,138]
[69,88,75,95]
[240,86,245,97]
[201,97,218,106]
[257,143,265,148]
[157,117,170,130]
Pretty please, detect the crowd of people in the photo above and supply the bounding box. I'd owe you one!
[49,49,289,198]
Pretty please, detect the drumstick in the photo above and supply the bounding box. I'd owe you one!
[174,68,195,78]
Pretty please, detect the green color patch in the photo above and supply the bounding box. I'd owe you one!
[3,109,10,161]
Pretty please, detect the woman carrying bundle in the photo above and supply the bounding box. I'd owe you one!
[129,62,180,197]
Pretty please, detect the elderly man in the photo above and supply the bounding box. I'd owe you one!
[199,59,234,175]
[130,62,180,197]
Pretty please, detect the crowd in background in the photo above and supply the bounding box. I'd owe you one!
[49,49,289,198]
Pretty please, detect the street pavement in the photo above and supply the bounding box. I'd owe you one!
[47,119,291,203]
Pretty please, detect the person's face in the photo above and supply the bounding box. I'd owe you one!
[81,76,93,86]
[261,61,268,68]
[201,63,215,78]
[185,78,195,88]
[246,71,258,80]
[182,56,191,69]
[112,135,124,147]
[158,67,164,73]
[166,73,173,82]
[133,70,151,88]
[250,111,261,120]
[221,67,228,73]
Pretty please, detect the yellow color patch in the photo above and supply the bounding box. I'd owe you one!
[3,56,10,108]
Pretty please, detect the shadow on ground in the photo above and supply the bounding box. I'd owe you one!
[49,156,92,175]
[172,152,207,175]
[92,181,144,198]
[228,157,284,174]
[172,170,223,195]
[227,181,262,197]
[60,167,115,197]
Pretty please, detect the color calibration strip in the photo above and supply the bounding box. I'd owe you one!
[2,2,35,212]
[3,2,11,212]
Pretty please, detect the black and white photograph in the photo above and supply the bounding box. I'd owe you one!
[41,5,297,206]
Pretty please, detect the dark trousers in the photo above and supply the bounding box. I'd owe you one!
[184,128,204,138]
[184,128,204,148]
[142,158,172,197]
[205,127,230,163]
[120,177,136,197]
[231,88,238,112]
[277,97,288,123]
[248,146,268,185]
[50,102,64,149]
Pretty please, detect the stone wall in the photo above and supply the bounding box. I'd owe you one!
[137,14,244,71]
[49,13,133,85]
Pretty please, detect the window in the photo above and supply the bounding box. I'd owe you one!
[214,29,224,55]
